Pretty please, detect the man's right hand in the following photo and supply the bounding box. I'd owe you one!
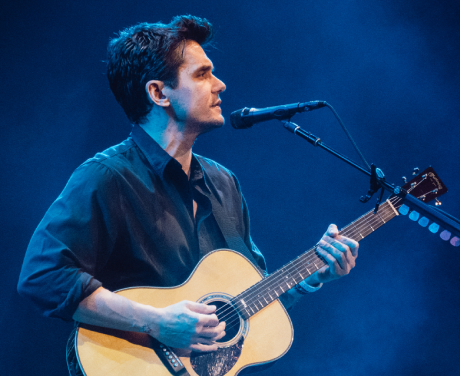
[73,288,225,353]
[146,300,226,352]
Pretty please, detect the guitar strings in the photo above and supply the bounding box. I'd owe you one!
[218,190,429,329]
[212,198,402,328]
[213,197,401,325]
[217,203,399,331]
[214,198,400,326]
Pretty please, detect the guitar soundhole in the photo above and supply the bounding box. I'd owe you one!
[208,300,241,343]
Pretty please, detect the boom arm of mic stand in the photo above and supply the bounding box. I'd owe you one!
[282,121,460,238]
[282,121,375,181]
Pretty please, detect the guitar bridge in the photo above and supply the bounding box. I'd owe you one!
[153,340,188,375]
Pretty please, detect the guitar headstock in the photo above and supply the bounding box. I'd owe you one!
[396,167,459,247]
[400,166,448,205]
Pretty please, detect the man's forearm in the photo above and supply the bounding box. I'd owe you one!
[72,287,226,352]
[72,286,159,333]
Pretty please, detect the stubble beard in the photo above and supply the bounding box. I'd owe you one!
[190,115,225,136]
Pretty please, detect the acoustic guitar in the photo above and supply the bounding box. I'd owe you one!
[71,167,447,376]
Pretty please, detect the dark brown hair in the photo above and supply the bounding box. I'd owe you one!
[106,15,214,124]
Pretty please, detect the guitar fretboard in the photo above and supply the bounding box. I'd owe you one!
[231,198,401,320]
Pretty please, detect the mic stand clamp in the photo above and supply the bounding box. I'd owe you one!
[359,164,386,214]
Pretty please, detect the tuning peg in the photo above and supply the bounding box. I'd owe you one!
[402,176,407,183]
[412,167,420,176]
[435,198,442,206]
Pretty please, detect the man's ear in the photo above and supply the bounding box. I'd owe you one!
[145,80,170,107]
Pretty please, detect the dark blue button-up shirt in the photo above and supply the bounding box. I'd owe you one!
[18,125,267,321]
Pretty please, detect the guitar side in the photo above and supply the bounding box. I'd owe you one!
[76,249,294,376]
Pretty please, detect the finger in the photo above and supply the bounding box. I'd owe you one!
[322,236,351,253]
[344,249,356,269]
[193,336,216,345]
[322,236,359,262]
[337,236,359,257]
[316,246,341,274]
[197,325,226,343]
[197,313,219,327]
[318,240,347,269]
[197,328,226,343]
[187,301,216,315]
[199,322,226,338]
[318,245,354,276]
[325,224,339,238]
[213,329,226,341]
[190,343,218,352]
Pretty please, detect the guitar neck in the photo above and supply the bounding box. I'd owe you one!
[232,197,402,320]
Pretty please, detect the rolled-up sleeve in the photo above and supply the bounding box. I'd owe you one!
[17,161,121,321]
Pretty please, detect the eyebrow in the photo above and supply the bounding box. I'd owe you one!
[196,64,215,74]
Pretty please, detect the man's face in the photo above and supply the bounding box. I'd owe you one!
[164,40,226,134]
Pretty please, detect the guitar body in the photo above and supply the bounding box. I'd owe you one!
[75,249,294,376]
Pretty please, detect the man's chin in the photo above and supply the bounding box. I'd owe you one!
[197,117,225,134]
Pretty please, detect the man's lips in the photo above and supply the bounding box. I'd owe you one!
[212,100,222,107]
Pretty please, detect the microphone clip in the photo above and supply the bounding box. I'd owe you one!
[359,164,386,213]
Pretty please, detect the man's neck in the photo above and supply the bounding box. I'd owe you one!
[140,118,197,178]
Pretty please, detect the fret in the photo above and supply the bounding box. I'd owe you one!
[387,199,400,215]
[231,199,401,320]
[233,300,251,320]
[360,225,372,238]
[351,220,364,240]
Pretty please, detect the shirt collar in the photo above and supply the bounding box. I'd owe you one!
[130,124,180,176]
[130,124,209,192]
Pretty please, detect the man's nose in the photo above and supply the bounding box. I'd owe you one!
[214,76,226,93]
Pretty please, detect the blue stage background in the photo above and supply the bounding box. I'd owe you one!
[1,1,460,375]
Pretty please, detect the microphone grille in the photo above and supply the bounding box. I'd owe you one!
[230,108,252,129]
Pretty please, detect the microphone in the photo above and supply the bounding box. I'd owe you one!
[230,101,327,129]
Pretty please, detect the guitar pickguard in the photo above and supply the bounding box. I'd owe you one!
[190,336,244,376]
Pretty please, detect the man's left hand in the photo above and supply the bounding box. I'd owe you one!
[305,224,359,286]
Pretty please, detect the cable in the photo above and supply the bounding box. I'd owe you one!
[324,102,371,171]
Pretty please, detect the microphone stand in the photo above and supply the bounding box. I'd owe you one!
[282,121,460,238]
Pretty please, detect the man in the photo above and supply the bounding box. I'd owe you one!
[18,15,358,373]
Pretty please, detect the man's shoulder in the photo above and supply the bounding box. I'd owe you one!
[70,137,144,188]
[82,138,137,168]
